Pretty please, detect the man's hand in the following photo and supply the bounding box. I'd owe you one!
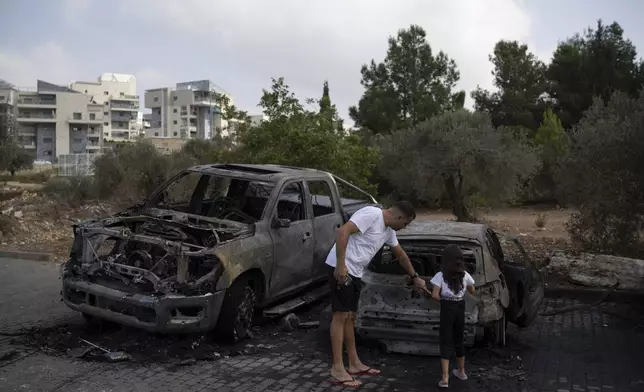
[334,264,348,283]
[412,276,427,291]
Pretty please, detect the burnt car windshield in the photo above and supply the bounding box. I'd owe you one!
[151,172,275,223]
[368,241,477,277]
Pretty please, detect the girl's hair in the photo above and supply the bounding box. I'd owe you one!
[441,244,465,294]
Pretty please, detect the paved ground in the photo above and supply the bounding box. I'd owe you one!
[1,257,644,392]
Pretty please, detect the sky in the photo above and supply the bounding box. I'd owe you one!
[2,0,644,123]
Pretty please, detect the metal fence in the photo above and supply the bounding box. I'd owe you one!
[57,153,101,177]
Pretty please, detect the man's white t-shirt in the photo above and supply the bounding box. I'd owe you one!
[325,206,399,279]
[430,271,475,299]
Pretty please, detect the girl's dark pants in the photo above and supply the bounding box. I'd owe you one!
[439,299,465,359]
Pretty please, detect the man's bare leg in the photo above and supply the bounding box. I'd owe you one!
[345,313,380,375]
[330,311,360,385]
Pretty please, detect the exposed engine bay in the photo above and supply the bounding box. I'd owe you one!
[63,210,253,296]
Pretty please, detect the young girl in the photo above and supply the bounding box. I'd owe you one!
[430,244,477,388]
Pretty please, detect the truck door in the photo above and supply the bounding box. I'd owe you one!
[306,179,344,282]
[268,181,315,297]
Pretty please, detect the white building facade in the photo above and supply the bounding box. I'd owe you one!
[7,80,104,161]
[144,80,232,140]
[71,73,140,142]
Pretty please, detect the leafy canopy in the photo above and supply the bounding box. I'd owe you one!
[547,20,644,129]
[379,110,538,221]
[349,25,464,134]
[236,78,378,192]
[558,91,644,255]
[471,40,548,132]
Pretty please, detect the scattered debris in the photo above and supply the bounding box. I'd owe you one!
[281,313,300,332]
[298,321,320,329]
[77,338,131,362]
[539,282,620,316]
[67,347,92,359]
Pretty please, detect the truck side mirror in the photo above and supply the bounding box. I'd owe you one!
[272,217,291,228]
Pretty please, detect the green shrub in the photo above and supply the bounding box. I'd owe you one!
[42,176,97,204]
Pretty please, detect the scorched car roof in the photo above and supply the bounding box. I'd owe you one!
[187,164,330,182]
[397,220,487,242]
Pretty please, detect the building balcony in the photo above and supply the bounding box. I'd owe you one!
[86,143,102,149]
[112,94,139,101]
[17,97,57,108]
[110,102,140,111]
[69,114,102,124]
[181,125,197,133]
[16,113,56,123]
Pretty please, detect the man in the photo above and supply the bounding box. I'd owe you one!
[326,201,427,388]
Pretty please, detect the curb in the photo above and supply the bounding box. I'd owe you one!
[0,250,52,262]
[545,286,644,302]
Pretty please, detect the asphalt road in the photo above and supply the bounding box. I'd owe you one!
[1,257,643,392]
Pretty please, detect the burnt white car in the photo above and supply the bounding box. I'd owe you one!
[355,220,544,355]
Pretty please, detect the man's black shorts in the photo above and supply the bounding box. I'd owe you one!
[328,266,363,313]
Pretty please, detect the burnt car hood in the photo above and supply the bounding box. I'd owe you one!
[64,208,253,297]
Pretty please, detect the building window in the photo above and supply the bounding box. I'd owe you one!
[173,120,177,124]
[181,106,187,110]
[173,132,178,136]
[104,111,108,115]
[90,127,95,131]
[104,132,108,136]
[89,113,96,120]
[154,132,159,136]
[104,122,109,126]
[73,112,82,120]
[104,91,109,95]
[105,102,109,106]
[173,108,177,113]
[173,96,178,101]
[43,137,53,143]
[154,97,159,102]
[73,138,83,143]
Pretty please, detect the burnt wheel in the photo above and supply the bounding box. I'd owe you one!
[483,314,507,347]
[216,277,257,343]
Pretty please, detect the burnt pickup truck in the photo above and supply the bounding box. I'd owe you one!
[61,164,378,341]
[356,221,544,355]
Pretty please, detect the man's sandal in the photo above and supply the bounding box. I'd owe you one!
[329,378,362,388]
[348,367,380,376]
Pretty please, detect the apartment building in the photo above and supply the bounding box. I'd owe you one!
[0,80,19,137]
[11,80,104,161]
[71,73,140,142]
[144,80,232,140]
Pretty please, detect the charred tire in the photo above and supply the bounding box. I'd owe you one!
[216,277,257,343]
[483,314,507,347]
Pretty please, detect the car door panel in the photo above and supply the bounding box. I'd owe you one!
[497,233,545,327]
[268,181,315,298]
[306,180,344,282]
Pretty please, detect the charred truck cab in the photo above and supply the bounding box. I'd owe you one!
[61,164,378,342]
[355,221,544,355]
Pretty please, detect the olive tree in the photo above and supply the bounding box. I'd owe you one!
[558,91,644,256]
[379,110,539,221]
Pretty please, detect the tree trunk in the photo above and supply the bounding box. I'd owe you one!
[444,173,473,222]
